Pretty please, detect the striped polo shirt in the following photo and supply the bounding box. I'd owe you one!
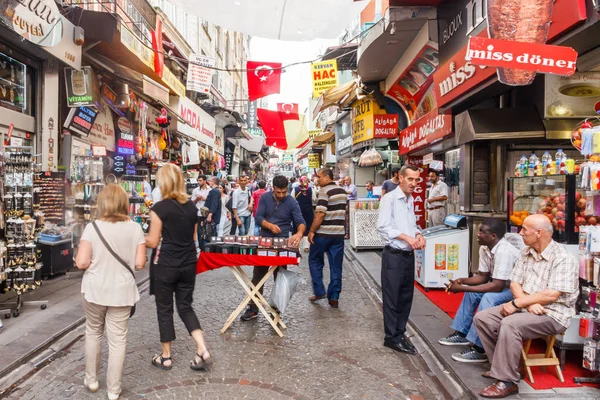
[315,182,348,238]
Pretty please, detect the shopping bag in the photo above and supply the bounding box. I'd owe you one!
[268,268,302,314]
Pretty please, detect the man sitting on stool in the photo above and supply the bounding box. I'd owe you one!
[473,214,578,399]
[438,218,520,363]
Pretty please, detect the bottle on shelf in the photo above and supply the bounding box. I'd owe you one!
[555,148,566,174]
[528,153,538,177]
[542,151,551,169]
[520,155,528,177]
[515,161,521,177]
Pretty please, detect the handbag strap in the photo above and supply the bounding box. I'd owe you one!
[92,221,135,279]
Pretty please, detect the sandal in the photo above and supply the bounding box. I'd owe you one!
[190,351,213,371]
[152,354,172,370]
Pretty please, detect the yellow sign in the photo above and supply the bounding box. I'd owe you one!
[311,60,338,98]
[352,98,380,145]
[308,153,321,169]
[308,129,322,139]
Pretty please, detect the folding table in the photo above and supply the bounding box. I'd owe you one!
[196,252,299,337]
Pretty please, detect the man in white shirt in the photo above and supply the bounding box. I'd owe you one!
[377,165,426,355]
[151,186,162,204]
[438,218,520,364]
[191,175,211,217]
[426,170,449,227]
[232,175,254,236]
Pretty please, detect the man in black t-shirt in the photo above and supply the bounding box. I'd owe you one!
[199,177,221,251]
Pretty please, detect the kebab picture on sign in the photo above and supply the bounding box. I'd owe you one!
[466,0,577,86]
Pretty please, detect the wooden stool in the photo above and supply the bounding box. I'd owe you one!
[521,335,564,383]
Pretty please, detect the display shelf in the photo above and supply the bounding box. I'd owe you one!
[349,199,385,250]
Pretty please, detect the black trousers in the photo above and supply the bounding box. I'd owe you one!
[154,264,201,343]
[381,247,415,343]
[249,266,286,311]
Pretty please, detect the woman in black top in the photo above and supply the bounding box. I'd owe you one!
[146,164,212,371]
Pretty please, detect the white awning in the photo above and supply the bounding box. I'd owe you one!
[167,0,368,40]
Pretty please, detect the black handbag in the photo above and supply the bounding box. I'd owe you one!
[92,222,137,318]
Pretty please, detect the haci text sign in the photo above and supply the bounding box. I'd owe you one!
[466,37,577,86]
[311,60,338,98]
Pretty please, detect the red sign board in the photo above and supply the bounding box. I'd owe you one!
[374,114,399,139]
[406,156,428,230]
[386,44,439,123]
[399,109,452,155]
[433,0,586,107]
[466,37,577,85]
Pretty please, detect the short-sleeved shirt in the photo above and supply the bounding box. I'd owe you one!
[315,182,347,238]
[153,199,198,267]
[252,189,266,217]
[382,179,398,194]
[81,220,145,306]
[478,238,520,281]
[343,184,358,200]
[191,186,211,216]
[232,187,251,217]
[428,180,449,208]
[510,240,579,328]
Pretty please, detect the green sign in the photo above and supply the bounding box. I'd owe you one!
[248,127,264,137]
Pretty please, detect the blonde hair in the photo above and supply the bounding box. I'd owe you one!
[157,163,189,204]
[97,184,130,222]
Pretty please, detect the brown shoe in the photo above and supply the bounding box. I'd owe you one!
[328,300,339,308]
[482,371,493,379]
[308,295,326,302]
[479,381,519,398]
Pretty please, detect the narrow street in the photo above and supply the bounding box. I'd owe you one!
[3,257,446,400]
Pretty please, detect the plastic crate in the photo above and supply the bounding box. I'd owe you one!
[40,233,63,242]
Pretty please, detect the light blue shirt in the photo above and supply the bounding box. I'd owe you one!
[377,186,421,251]
[344,184,358,200]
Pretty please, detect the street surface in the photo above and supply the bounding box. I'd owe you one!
[3,256,445,400]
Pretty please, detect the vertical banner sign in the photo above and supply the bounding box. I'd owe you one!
[247,100,258,128]
[311,60,338,98]
[42,60,59,171]
[407,156,428,229]
[224,140,235,175]
[186,54,215,94]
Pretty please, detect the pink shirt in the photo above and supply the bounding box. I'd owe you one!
[252,189,266,217]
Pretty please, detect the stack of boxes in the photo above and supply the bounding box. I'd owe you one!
[204,236,300,258]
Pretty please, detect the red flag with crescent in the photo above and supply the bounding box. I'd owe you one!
[247,61,282,102]
[257,108,308,151]
[276,103,299,119]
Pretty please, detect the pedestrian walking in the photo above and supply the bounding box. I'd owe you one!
[291,176,314,253]
[307,168,347,308]
[218,183,232,237]
[75,184,147,400]
[381,167,400,197]
[232,175,253,236]
[377,165,426,355]
[199,176,221,251]
[145,164,213,372]
[252,180,267,235]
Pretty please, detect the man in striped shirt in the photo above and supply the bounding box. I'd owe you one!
[307,168,348,308]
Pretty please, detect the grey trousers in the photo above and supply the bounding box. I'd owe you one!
[474,305,566,383]
[427,207,446,227]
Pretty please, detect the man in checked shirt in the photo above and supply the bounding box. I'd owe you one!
[474,214,578,399]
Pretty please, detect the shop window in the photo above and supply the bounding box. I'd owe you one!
[0,52,31,115]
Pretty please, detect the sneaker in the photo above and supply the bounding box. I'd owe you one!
[240,308,258,321]
[452,347,488,363]
[438,332,470,346]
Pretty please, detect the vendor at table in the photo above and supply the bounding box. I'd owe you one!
[240,175,306,321]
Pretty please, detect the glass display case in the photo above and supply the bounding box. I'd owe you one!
[0,51,28,114]
[507,175,584,244]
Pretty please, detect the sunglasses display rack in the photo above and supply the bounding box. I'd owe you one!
[68,155,105,223]
[120,174,151,232]
[0,146,47,320]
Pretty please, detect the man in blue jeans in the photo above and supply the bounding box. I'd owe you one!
[232,175,253,236]
[307,168,348,308]
[439,218,521,363]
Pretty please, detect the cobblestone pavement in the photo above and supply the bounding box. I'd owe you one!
[3,256,446,400]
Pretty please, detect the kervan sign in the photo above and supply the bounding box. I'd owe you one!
[399,110,452,155]
[170,96,216,148]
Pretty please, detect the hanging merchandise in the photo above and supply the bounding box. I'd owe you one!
[358,147,383,167]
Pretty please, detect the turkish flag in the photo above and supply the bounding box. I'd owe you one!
[247,61,282,102]
[257,109,308,150]
[152,16,164,78]
[276,103,299,117]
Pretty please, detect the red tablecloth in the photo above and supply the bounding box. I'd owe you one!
[196,252,300,274]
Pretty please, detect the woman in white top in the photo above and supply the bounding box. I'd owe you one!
[218,182,232,236]
[76,185,146,400]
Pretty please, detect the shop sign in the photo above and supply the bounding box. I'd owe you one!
[101,83,125,117]
[224,140,235,175]
[308,129,322,139]
[438,0,586,66]
[42,17,82,69]
[247,100,258,128]
[308,153,320,169]
[399,109,452,155]
[311,60,338,99]
[423,153,434,165]
[0,0,63,47]
[248,127,264,137]
[162,67,186,98]
[112,154,126,176]
[187,54,214,94]
[170,95,216,148]
[466,37,577,86]
[88,99,115,152]
[116,117,134,155]
[142,75,170,104]
[545,72,600,119]
[64,66,100,108]
[282,154,293,165]
[373,114,399,139]
[406,156,428,229]
[386,45,439,123]
[351,98,379,145]
[336,116,352,157]
[64,106,98,137]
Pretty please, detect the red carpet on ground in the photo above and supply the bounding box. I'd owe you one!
[414,283,600,391]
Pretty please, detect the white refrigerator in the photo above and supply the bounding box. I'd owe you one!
[415,215,470,289]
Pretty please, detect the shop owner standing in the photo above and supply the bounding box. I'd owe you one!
[377,165,426,355]
[426,169,448,227]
